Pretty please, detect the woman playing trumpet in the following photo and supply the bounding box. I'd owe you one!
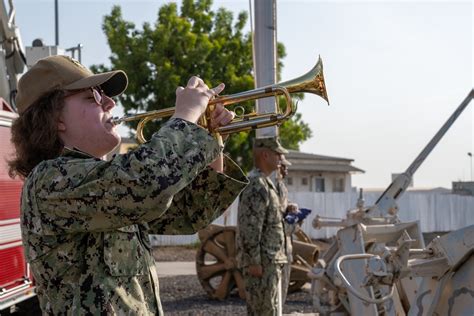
[9,55,248,315]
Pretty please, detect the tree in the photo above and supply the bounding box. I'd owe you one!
[95,0,312,172]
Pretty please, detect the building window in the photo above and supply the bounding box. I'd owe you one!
[286,177,293,186]
[333,178,345,192]
[302,177,308,186]
[315,178,325,192]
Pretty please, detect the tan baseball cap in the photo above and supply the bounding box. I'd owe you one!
[16,55,128,114]
[253,137,288,154]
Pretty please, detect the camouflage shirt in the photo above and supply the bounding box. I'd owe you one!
[236,168,287,267]
[20,118,248,315]
[276,177,294,262]
[275,177,288,211]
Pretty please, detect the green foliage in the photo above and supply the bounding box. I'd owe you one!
[279,113,312,150]
[95,0,312,172]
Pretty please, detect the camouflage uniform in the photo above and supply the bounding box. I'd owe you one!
[21,118,248,315]
[237,168,287,316]
[275,176,295,304]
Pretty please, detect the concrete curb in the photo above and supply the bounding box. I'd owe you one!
[156,261,196,276]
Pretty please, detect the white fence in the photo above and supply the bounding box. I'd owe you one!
[149,191,474,246]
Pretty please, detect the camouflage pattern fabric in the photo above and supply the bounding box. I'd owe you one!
[281,261,291,305]
[237,168,287,314]
[20,118,248,315]
[276,177,295,303]
[275,176,289,211]
[242,262,282,316]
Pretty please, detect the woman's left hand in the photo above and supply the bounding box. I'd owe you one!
[210,103,235,130]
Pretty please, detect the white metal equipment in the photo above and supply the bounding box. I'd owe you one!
[310,90,474,315]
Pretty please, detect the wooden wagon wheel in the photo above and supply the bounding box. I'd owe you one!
[288,225,319,293]
[196,225,246,300]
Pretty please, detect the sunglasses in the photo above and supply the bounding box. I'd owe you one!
[64,86,105,106]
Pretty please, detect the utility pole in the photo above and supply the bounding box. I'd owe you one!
[253,0,278,139]
[55,0,59,46]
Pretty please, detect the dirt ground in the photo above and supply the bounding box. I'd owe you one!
[152,245,198,262]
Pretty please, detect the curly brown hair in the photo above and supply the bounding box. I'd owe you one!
[8,90,65,178]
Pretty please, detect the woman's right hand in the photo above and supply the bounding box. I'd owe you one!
[172,76,225,123]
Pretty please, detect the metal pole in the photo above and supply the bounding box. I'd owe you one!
[405,90,474,177]
[55,0,59,46]
[254,0,277,138]
[77,44,82,63]
[372,90,474,215]
[469,152,473,181]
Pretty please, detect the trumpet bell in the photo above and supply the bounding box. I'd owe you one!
[279,55,329,104]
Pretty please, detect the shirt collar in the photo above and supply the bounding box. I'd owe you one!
[253,168,277,191]
[61,146,95,159]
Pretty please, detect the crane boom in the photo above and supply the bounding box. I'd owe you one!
[0,0,26,110]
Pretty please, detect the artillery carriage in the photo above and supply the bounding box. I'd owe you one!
[310,90,474,315]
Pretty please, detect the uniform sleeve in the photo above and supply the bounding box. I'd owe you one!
[276,179,289,211]
[28,118,221,234]
[147,156,248,234]
[237,178,268,266]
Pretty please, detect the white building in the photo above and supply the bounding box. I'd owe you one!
[284,150,364,193]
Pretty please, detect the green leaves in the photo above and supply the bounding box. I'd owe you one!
[97,0,312,172]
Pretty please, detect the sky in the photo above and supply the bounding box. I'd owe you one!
[11,0,474,189]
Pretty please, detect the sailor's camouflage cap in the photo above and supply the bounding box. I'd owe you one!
[253,137,288,154]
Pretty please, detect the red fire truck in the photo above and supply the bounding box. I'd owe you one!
[0,102,36,312]
[0,1,36,311]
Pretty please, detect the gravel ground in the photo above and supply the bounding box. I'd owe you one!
[7,276,314,316]
[155,246,315,315]
[160,275,314,316]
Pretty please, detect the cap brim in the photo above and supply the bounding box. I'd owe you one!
[275,147,289,154]
[63,70,128,97]
[281,159,292,166]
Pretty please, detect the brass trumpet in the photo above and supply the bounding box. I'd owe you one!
[112,56,329,144]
